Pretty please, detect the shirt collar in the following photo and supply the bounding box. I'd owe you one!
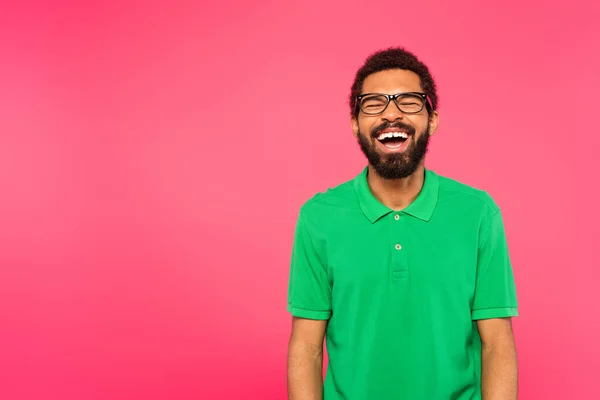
[353,166,440,223]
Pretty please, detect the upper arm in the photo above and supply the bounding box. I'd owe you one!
[290,316,328,351]
[287,210,332,320]
[476,317,515,350]
[472,208,518,321]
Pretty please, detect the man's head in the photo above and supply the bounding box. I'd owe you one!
[350,47,439,180]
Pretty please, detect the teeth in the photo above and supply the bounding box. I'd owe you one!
[377,131,409,140]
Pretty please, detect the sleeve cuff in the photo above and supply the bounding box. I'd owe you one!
[287,304,331,320]
[472,307,518,320]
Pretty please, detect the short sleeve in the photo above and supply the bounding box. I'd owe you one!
[472,209,519,320]
[287,211,332,320]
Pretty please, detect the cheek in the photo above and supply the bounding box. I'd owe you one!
[408,118,428,134]
[358,118,376,135]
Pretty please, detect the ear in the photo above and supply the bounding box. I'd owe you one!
[428,110,440,136]
[351,117,359,137]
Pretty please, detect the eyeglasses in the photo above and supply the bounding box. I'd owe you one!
[356,92,432,115]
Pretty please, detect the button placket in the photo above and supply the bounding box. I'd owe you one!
[390,213,408,279]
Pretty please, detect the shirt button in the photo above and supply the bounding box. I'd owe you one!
[394,214,400,220]
[395,244,402,250]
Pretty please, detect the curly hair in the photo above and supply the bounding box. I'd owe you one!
[349,47,439,118]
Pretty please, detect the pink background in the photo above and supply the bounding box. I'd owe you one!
[0,1,598,399]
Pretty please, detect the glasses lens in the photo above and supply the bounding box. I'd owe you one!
[396,94,424,113]
[360,95,388,114]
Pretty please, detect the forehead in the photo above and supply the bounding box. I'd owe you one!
[361,69,422,94]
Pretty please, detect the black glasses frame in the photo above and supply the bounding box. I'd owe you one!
[356,92,433,115]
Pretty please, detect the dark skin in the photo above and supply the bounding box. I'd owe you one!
[287,69,517,400]
[351,69,439,211]
[287,317,327,400]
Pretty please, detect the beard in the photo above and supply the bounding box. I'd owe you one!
[357,120,431,180]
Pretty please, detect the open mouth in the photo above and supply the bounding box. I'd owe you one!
[376,131,410,151]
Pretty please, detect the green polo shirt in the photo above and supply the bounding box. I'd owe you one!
[287,166,518,400]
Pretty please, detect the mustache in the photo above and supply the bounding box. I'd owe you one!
[371,122,416,137]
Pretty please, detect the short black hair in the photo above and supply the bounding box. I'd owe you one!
[349,47,439,118]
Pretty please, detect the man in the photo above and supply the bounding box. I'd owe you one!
[286,47,518,400]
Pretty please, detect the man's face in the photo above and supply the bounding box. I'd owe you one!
[351,69,439,180]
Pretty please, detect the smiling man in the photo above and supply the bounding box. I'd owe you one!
[286,47,519,400]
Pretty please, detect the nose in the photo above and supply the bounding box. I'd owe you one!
[381,99,404,121]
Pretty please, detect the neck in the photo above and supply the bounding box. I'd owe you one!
[366,164,426,211]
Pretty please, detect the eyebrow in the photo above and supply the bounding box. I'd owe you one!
[361,92,421,95]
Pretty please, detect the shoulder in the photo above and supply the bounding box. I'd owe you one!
[296,172,362,226]
[300,178,357,215]
[433,170,501,216]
